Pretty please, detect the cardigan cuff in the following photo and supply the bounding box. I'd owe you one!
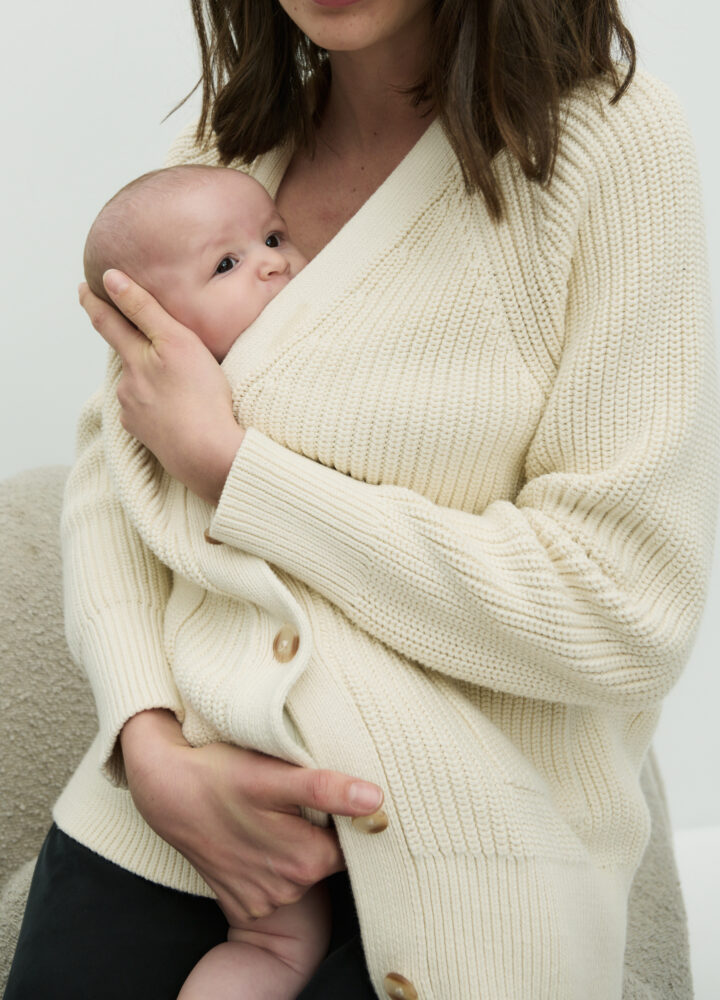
[210,427,372,610]
[80,602,184,787]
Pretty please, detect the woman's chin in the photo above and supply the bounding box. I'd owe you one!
[277,0,433,57]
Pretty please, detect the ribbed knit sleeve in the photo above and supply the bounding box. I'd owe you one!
[61,378,184,786]
[210,81,718,710]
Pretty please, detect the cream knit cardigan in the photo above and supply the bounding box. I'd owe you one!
[55,67,717,999]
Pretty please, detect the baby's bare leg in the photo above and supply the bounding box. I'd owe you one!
[177,880,331,1000]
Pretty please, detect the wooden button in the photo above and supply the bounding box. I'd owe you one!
[272,624,300,663]
[203,528,222,545]
[351,809,388,834]
[383,972,418,999]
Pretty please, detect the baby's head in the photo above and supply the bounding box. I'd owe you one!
[84,165,306,361]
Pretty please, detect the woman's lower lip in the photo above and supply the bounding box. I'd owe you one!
[312,0,364,7]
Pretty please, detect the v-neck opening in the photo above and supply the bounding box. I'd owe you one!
[221,116,459,387]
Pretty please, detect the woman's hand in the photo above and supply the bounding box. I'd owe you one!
[120,709,384,925]
[78,271,244,506]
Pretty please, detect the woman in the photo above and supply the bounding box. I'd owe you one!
[6,1,716,998]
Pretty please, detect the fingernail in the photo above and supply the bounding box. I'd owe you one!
[104,269,129,294]
[349,783,382,811]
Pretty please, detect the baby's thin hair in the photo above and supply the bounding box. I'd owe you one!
[83,164,230,305]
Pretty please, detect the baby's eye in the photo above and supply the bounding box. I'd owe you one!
[215,256,236,274]
[265,233,282,249]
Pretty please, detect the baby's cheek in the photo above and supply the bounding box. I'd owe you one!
[196,301,242,363]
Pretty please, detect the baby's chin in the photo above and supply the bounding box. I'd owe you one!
[216,332,247,363]
[214,323,255,365]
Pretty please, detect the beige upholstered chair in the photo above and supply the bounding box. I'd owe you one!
[0,467,693,996]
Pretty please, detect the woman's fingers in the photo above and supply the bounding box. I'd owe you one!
[246,752,383,818]
[78,280,147,359]
[283,765,384,818]
[79,269,185,360]
[300,825,346,882]
[102,268,176,348]
[246,755,384,821]
[120,723,359,923]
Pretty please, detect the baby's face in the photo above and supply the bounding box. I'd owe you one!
[137,171,306,361]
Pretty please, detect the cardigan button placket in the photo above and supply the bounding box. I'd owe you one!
[383,972,418,999]
[272,624,300,663]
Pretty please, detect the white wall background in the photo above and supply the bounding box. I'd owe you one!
[1,2,718,838]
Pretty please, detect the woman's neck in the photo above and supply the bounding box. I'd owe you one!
[274,9,434,260]
[319,14,433,155]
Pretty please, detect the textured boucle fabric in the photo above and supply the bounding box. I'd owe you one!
[51,65,715,998]
[0,476,693,997]
[622,754,693,999]
[0,467,96,881]
[0,468,98,989]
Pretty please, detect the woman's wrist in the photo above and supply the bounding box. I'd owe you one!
[202,423,246,507]
[120,708,188,781]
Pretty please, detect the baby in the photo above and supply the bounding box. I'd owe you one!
[84,164,306,360]
[84,165,331,1000]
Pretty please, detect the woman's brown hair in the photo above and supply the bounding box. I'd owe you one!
[188,0,636,220]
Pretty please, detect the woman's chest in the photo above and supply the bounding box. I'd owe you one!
[231,136,565,514]
[275,147,412,262]
[229,247,550,514]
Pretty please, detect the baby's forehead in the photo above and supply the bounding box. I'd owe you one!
[135,168,272,230]
[124,168,275,269]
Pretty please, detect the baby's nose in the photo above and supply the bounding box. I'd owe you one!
[258,247,289,279]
